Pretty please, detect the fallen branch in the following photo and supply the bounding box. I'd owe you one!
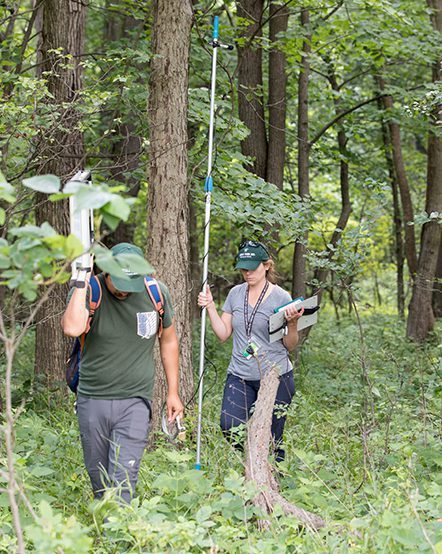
[245,364,325,531]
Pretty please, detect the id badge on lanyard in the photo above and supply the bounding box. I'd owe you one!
[242,336,261,359]
[242,281,268,359]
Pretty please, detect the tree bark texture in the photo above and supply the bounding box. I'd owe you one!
[34,0,86,381]
[148,0,193,426]
[292,9,311,299]
[266,1,289,189]
[377,76,418,277]
[430,0,442,319]
[407,0,442,341]
[237,0,268,178]
[245,365,325,530]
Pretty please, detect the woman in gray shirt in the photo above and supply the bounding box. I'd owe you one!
[198,240,303,461]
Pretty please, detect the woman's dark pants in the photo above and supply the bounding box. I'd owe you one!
[220,371,295,462]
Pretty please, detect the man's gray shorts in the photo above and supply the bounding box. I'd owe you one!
[76,395,151,503]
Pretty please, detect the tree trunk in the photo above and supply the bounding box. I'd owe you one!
[430,0,442,319]
[377,75,418,277]
[407,0,442,341]
[245,366,325,530]
[266,1,289,189]
[148,0,193,427]
[378,96,405,317]
[292,9,311,299]
[236,0,267,178]
[432,239,442,317]
[34,0,86,382]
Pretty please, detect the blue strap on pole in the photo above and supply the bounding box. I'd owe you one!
[204,176,213,192]
[213,15,219,40]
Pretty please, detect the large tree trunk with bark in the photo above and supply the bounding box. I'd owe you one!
[245,366,325,530]
[148,0,193,426]
[34,0,86,382]
[236,0,267,178]
[292,8,310,299]
[407,0,442,341]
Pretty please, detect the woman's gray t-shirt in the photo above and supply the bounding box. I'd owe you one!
[222,283,293,380]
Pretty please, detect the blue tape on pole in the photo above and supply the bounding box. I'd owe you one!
[205,176,213,192]
[195,463,201,470]
[213,16,219,40]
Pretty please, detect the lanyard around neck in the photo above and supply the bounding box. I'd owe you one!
[244,281,269,341]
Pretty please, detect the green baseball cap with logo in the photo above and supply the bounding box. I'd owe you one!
[235,241,270,271]
[109,243,153,292]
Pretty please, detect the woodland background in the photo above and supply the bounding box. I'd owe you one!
[0,0,441,552]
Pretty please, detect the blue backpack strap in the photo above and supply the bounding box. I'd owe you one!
[89,274,102,309]
[83,274,102,338]
[69,275,103,394]
[144,276,165,337]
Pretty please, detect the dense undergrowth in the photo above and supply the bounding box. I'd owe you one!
[1,307,441,553]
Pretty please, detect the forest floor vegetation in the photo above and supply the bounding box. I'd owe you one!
[0,308,441,553]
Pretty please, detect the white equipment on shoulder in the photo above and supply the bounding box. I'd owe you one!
[65,170,94,288]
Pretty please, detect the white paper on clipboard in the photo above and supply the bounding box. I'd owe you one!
[268,295,319,343]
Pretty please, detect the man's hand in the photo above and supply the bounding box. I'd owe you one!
[167,392,184,423]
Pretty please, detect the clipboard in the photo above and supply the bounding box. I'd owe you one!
[268,295,319,343]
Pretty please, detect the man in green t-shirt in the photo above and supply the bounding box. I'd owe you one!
[61,243,183,502]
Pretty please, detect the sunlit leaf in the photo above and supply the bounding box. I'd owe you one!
[22,174,61,193]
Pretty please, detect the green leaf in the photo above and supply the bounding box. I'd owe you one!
[30,465,55,477]
[103,195,131,222]
[101,211,121,231]
[65,234,85,259]
[48,192,71,202]
[94,246,155,277]
[22,174,61,193]
[0,254,11,269]
[0,180,15,203]
[73,185,113,210]
[195,505,212,523]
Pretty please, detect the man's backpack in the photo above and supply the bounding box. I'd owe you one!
[65,274,165,393]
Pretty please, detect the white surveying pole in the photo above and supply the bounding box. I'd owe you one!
[195,16,233,470]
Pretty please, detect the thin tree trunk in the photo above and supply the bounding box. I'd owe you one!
[236,0,267,178]
[378,97,405,317]
[432,239,442,317]
[266,1,289,188]
[407,0,442,342]
[34,0,86,382]
[148,0,193,427]
[377,75,418,277]
[292,8,310,299]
